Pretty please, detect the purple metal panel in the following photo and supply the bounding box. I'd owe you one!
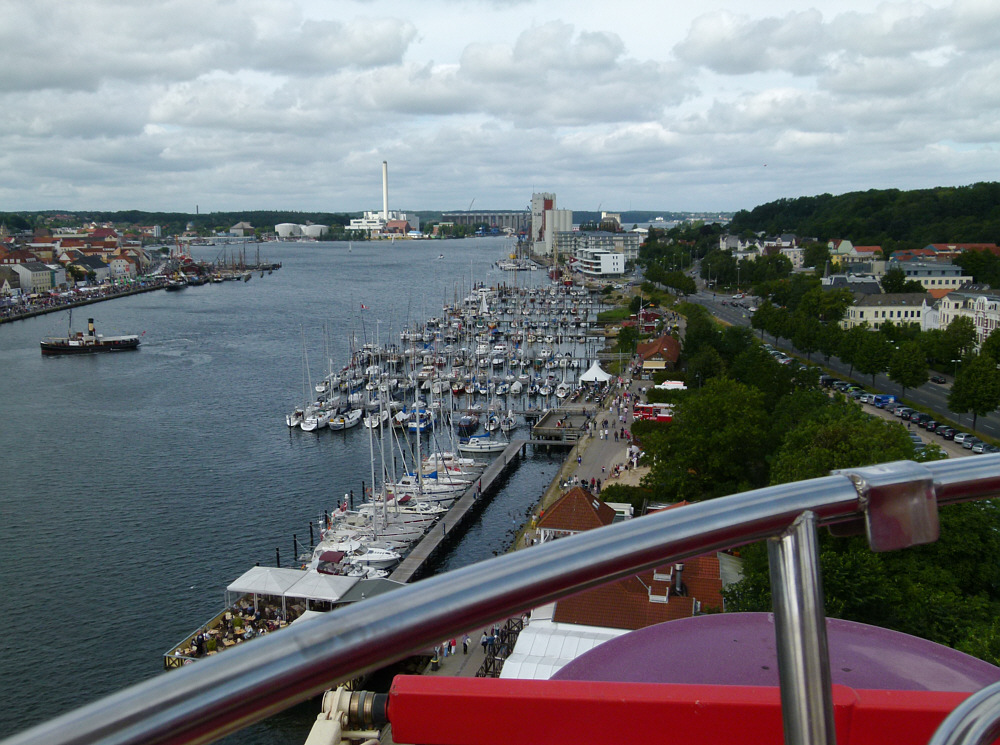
[553,613,1000,692]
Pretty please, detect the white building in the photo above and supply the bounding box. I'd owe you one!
[573,247,625,277]
[553,230,642,274]
[937,286,1000,347]
[841,292,932,331]
[888,259,973,297]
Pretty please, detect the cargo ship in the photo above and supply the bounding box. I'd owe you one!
[40,316,141,355]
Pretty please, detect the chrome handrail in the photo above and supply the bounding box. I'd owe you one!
[6,456,1000,745]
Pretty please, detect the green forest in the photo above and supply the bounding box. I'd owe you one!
[727,181,1000,253]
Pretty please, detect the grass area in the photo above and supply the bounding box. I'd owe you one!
[597,306,631,323]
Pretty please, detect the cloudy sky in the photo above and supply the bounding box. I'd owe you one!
[3,0,999,214]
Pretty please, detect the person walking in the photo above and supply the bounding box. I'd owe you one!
[463,635,470,654]
[481,632,488,653]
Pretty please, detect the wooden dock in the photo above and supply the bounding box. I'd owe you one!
[390,438,528,583]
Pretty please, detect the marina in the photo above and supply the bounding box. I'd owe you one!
[0,237,612,745]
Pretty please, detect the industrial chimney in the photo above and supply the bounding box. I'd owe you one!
[382,161,389,221]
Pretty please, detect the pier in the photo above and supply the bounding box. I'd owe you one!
[390,438,528,583]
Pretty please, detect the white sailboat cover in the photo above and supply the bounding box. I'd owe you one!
[578,360,612,384]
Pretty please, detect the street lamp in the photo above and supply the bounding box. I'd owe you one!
[952,358,961,379]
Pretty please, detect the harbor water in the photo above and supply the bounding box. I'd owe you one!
[0,238,568,745]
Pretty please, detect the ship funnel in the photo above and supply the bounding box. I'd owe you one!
[88,318,95,336]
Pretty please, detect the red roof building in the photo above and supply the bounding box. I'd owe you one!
[539,497,730,630]
[635,334,680,375]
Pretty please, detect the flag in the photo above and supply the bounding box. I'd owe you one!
[360,303,368,310]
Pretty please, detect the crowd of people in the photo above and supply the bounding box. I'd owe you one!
[0,276,169,321]
[176,598,302,659]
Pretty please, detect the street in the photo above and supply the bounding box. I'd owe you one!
[687,286,1000,440]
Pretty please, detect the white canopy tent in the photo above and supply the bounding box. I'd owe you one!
[284,572,358,609]
[578,360,612,384]
[225,566,306,616]
[225,567,363,616]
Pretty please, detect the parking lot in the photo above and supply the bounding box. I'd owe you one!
[823,379,987,459]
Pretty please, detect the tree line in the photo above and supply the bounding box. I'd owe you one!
[727,182,1000,253]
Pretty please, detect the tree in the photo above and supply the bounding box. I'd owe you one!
[838,325,869,376]
[980,328,1000,366]
[615,325,638,354]
[802,242,831,272]
[642,378,772,501]
[942,316,978,360]
[791,316,822,362]
[949,353,1000,431]
[880,266,925,294]
[854,330,892,385]
[817,322,843,363]
[888,339,929,398]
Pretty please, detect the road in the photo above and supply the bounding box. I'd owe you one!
[686,284,1000,440]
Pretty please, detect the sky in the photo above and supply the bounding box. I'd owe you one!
[3,0,999,214]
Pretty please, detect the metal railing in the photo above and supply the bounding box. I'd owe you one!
[6,455,1000,745]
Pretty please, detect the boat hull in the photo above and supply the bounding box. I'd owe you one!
[40,338,141,355]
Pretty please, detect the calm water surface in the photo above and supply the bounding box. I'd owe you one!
[0,238,561,744]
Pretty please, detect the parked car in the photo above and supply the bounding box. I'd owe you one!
[924,420,938,432]
[930,375,947,384]
[884,402,902,414]
[954,432,972,445]
[896,407,915,419]
[984,444,1000,454]
[910,413,931,426]
[963,437,982,450]
[938,427,957,440]
[858,393,875,404]
[972,441,990,454]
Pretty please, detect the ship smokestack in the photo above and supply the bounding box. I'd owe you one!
[382,161,389,221]
[88,318,95,337]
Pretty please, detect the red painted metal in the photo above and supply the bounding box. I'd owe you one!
[388,676,979,745]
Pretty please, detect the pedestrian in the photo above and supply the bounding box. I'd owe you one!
[481,632,488,652]
[614,431,619,442]
[577,454,582,465]
[442,641,449,658]
[463,635,470,654]
[450,638,457,656]
[597,478,602,492]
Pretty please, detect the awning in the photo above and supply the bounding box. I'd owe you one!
[284,572,358,603]
[226,566,307,597]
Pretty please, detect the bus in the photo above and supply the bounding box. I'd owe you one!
[633,402,674,422]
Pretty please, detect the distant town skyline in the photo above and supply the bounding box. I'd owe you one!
[3,0,997,214]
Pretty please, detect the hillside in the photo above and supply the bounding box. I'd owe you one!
[727,182,1000,250]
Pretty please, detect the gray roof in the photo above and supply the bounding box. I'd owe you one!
[851,292,932,306]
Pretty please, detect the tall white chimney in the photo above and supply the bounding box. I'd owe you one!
[382,161,389,220]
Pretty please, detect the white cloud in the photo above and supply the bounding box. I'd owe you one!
[1,0,999,212]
